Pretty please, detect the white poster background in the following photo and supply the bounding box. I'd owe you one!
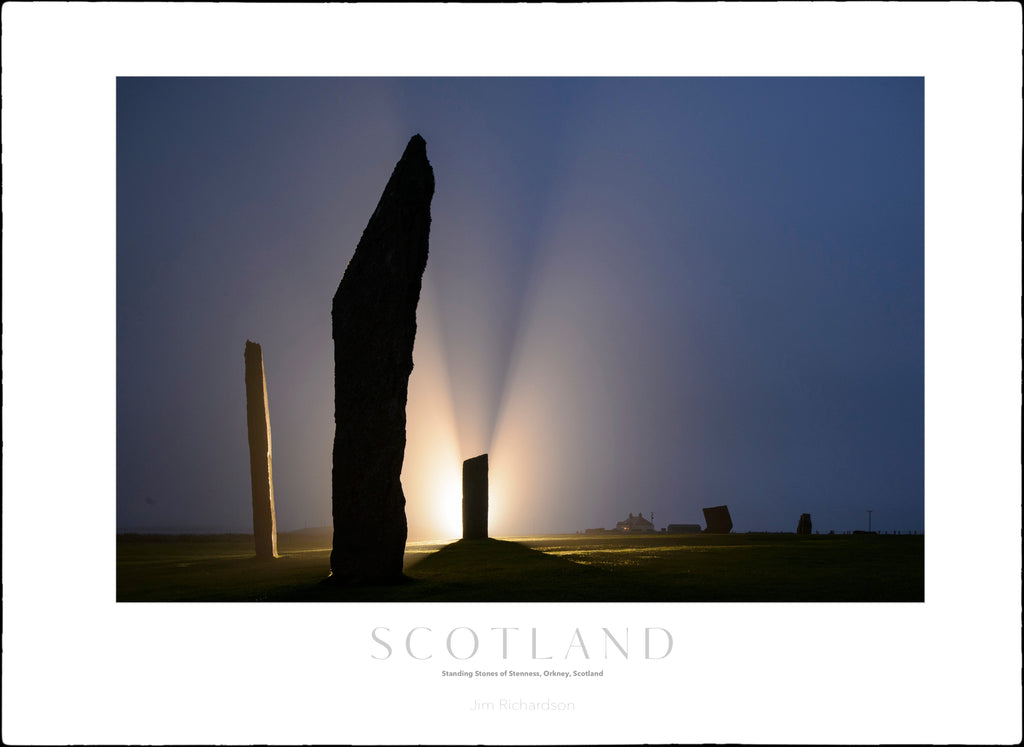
[2,4,1021,745]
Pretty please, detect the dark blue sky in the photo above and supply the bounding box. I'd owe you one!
[117,77,923,537]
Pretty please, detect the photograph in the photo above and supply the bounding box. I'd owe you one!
[115,76,925,604]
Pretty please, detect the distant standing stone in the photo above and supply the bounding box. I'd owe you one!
[330,135,434,583]
[462,454,489,540]
[797,513,812,535]
[244,340,279,559]
[702,504,733,534]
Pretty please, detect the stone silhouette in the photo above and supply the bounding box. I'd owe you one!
[462,454,489,540]
[797,513,812,535]
[244,340,279,559]
[330,135,434,583]
[702,505,733,534]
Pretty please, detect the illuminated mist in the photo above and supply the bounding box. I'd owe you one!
[117,77,924,540]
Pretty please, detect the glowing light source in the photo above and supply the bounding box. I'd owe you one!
[401,278,468,541]
[434,466,464,540]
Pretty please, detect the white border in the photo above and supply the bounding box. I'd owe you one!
[2,3,1021,745]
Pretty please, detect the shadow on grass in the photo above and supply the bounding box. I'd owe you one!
[118,533,924,602]
[275,538,620,602]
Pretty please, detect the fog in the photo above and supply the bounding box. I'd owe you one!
[117,77,923,538]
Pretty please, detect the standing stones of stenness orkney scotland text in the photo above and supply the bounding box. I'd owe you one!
[330,135,434,583]
[244,340,279,558]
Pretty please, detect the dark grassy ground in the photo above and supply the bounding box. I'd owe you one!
[117,530,923,602]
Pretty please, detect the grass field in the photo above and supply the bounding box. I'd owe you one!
[117,529,923,602]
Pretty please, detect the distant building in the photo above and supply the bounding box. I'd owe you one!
[667,523,702,534]
[615,512,656,533]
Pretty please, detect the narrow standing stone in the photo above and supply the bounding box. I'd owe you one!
[462,454,489,540]
[330,135,434,583]
[244,340,278,559]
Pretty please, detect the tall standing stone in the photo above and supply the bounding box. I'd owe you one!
[462,454,489,540]
[244,340,278,559]
[797,513,812,534]
[330,135,434,583]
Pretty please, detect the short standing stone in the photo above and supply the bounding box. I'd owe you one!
[244,340,278,559]
[462,454,489,540]
[330,135,434,583]
[702,505,733,534]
